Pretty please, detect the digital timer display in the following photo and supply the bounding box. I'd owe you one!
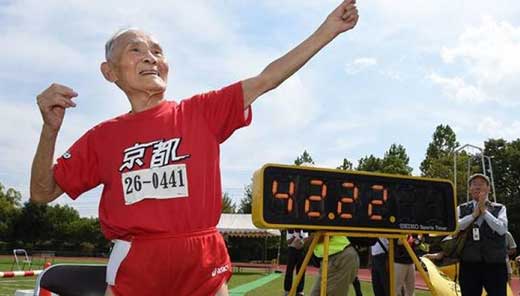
[252,164,456,234]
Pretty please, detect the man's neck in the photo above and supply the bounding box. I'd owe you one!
[127,91,165,113]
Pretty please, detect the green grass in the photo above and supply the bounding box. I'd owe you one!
[0,256,106,296]
[228,270,266,288]
[234,274,433,296]
[0,256,433,296]
[0,256,107,272]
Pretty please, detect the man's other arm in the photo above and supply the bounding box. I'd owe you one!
[31,126,64,203]
[30,83,77,203]
[483,206,508,236]
[242,0,359,108]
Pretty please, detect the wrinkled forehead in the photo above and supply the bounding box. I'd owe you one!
[117,30,160,47]
[105,29,161,60]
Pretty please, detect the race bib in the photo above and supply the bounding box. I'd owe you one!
[121,164,189,205]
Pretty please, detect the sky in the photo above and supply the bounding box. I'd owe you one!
[1,0,519,217]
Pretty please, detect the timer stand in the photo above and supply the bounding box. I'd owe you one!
[288,231,437,296]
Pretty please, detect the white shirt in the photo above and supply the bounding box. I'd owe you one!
[506,231,517,250]
[457,199,508,236]
[371,238,389,256]
[287,230,308,248]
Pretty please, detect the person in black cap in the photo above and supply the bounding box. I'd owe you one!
[457,173,508,296]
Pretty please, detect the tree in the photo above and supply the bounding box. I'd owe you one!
[0,183,22,242]
[0,182,110,255]
[356,155,383,172]
[381,144,413,175]
[66,217,109,255]
[420,124,470,202]
[238,184,253,214]
[1,184,22,207]
[14,202,51,247]
[337,158,353,170]
[484,139,520,205]
[45,204,81,244]
[484,138,520,245]
[294,150,314,165]
[420,124,459,176]
[356,144,412,175]
[222,192,236,213]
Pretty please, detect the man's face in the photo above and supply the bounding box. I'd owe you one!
[469,177,490,202]
[108,30,169,95]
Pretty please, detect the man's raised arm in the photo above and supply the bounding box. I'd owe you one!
[30,83,77,203]
[242,0,359,107]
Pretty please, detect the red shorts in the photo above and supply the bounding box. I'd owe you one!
[110,228,232,296]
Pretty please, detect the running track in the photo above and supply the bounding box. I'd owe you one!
[278,266,520,294]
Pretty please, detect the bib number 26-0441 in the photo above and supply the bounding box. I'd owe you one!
[122,164,188,205]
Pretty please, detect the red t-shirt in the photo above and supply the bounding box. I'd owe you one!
[54,82,251,240]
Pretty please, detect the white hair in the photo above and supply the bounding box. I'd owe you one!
[104,27,141,61]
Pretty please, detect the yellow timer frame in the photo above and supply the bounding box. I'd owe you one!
[252,163,457,235]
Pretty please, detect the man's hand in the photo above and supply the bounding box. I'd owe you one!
[294,237,305,250]
[423,252,444,261]
[471,191,488,218]
[242,0,360,107]
[37,83,78,133]
[478,199,487,214]
[31,83,72,204]
[477,191,488,214]
[323,0,359,36]
[472,205,481,219]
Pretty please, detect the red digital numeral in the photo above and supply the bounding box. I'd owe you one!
[272,180,295,213]
[337,182,358,219]
[305,179,327,218]
[368,184,388,220]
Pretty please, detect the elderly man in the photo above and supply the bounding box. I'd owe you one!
[457,173,508,296]
[30,1,359,295]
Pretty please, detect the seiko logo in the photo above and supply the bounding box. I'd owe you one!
[211,265,229,277]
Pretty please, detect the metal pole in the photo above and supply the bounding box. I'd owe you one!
[389,239,396,296]
[454,144,486,202]
[320,234,330,296]
[480,151,485,178]
[454,151,458,203]
[484,155,497,202]
[467,156,471,202]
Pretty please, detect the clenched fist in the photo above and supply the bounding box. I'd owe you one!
[36,83,78,133]
[324,0,359,36]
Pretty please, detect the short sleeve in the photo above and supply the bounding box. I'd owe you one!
[189,82,252,143]
[53,129,101,199]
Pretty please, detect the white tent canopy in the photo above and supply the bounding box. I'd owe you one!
[217,214,280,238]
